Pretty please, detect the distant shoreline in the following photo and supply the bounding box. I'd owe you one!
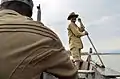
[81,52,120,55]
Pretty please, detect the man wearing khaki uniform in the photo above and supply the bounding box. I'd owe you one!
[0,0,77,79]
[67,12,88,69]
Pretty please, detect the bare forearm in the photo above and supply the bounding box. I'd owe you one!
[79,21,85,28]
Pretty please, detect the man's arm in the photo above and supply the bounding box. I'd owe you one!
[45,39,78,79]
[78,18,85,29]
[78,18,88,35]
[33,36,78,79]
[69,24,86,37]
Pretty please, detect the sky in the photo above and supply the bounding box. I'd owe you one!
[32,0,120,53]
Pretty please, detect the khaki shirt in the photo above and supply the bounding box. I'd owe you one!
[68,22,85,49]
[0,9,77,79]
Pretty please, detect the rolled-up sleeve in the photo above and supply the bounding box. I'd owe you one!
[69,24,85,37]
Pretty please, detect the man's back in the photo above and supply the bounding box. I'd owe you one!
[0,10,77,79]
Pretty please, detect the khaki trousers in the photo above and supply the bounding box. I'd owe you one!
[70,47,82,69]
[70,47,81,60]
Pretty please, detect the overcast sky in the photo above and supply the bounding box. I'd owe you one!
[32,0,120,53]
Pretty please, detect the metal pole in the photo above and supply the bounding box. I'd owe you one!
[87,35,105,68]
[78,18,105,68]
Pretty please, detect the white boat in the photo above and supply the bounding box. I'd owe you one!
[37,4,120,79]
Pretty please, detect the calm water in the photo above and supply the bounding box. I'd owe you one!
[82,55,120,72]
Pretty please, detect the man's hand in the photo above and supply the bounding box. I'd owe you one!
[84,31,88,35]
[80,26,85,32]
[78,18,81,22]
